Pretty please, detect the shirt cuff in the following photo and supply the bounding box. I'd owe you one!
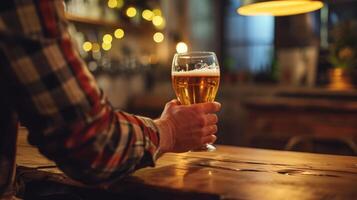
[136,116,162,161]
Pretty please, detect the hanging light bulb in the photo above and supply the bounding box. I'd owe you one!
[237,0,324,16]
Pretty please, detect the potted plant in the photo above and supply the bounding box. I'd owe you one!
[328,21,357,90]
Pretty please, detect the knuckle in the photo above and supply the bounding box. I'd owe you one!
[174,107,184,114]
[212,125,218,133]
[209,103,216,111]
[171,109,179,116]
[199,104,209,113]
[211,114,218,123]
[198,116,206,127]
[207,103,216,112]
[214,103,221,112]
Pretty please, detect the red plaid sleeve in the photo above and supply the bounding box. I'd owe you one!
[0,0,161,184]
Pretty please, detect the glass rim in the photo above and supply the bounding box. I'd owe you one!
[174,51,216,58]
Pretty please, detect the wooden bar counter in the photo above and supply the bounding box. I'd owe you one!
[16,128,357,200]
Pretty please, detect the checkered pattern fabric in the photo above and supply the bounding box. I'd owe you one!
[0,0,160,184]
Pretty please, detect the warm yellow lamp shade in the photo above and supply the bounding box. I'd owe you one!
[238,0,324,16]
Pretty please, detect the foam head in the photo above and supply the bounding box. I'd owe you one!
[172,68,220,77]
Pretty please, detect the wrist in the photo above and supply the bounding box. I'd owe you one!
[154,118,174,153]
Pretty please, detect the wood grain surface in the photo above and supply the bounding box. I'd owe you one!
[16,128,357,200]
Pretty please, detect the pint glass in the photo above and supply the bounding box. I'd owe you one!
[171,51,220,151]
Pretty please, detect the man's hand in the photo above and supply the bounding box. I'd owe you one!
[154,100,221,153]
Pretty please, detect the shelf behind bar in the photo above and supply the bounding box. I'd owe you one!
[65,13,155,32]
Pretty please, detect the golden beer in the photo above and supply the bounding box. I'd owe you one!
[172,70,220,105]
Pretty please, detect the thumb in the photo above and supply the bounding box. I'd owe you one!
[166,99,181,108]
[161,99,181,118]
[171,99,181,105]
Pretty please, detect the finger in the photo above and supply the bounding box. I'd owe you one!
[201,125,218,136]
[191,102,221,114]
[201,135,217,145]
[204,114,218,126]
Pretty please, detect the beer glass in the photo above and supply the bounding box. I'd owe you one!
[172,51,220,151]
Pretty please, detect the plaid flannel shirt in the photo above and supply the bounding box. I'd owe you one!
[0,0,161,184]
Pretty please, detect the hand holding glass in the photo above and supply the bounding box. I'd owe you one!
[171,52,220,151]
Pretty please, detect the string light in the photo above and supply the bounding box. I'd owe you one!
[176,42,188,53]
[82,41,92,52]
[103,34,113,43]
[153,32,164,43]
[152,8,162,16]
[152,15,163,27]
[157,18,166,29]
[107,0,117,8]
[126,7,137,18]
[142,9,153,21]
[116,0,124,9]
[114,28,125,39]
[92,43,100,52]
[102,42,112,51]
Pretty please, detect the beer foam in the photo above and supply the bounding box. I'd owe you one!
[172,69,220,76]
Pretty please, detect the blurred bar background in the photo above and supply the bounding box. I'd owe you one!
[64,0,357,156]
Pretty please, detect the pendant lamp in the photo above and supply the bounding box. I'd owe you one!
[238,0,324,16]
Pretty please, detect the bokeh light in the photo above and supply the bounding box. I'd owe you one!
[152,8,162,16]
[102,42,112,51]
[142,9,153,21]
[176,42,188,53]
[92,43,100,52]
[152,15,164,27]
[103,34,113,43]
[153,32,164,43]
[82,41,92,52]
[116,0,124,9]
[157,18,166,29]
[126,7,137,18]
[107,0,117,8]
[114,28,125,39]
